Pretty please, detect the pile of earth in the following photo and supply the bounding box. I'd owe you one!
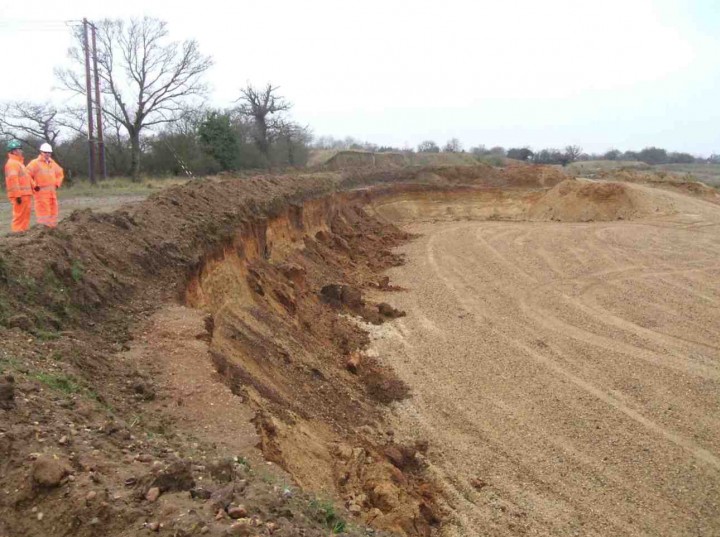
[527,178,678,222]
[344,162,567,190]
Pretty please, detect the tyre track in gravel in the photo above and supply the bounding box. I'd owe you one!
[367,213,720,536]
[434,226,720,466]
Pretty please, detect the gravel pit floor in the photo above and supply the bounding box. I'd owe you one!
[366,206,720,536]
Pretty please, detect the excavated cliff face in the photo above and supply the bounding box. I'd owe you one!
[0,164,574,537]
[184,195,441,536]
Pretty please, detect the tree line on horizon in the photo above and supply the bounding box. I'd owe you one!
[1,17,717,182]
[0,17,311,182]
[314,136,719,167]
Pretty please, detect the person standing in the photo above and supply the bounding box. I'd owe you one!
[4,140,34,233]
[26,143,64,228]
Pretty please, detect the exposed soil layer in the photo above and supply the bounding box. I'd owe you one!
[369,178,692,225]
[183,197,441,536]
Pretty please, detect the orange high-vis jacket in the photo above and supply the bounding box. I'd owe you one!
[4,153,33,200]
[26,155,63,197]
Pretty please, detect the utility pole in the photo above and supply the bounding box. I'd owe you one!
[91,23,106,179]
[82,18,96,185]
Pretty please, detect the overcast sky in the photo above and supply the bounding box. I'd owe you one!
[1,0,718,155]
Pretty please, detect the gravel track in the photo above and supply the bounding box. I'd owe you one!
[367,193,720,536]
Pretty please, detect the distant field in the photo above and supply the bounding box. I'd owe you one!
[567,160,649,174]
[568,160,720,187]
[308,149,484,168]
[410,152,480,166]
[307,149,338,167]
[659,163,720,187]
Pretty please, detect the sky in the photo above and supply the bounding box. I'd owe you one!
[0,0,718,155]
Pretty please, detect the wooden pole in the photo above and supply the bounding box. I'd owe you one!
[82,18,96,185]
[91,24,106,179]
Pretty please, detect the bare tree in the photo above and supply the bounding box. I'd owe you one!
[57,17,212,180]
[0,101,63,148]
[274,119,311,166]
[417,140,440,153]
[564,145,583,163]
[443,137,463,153]
[236,83,291,161]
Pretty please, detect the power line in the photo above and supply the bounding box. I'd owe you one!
[0,19,82,32]
[0,19,78,24]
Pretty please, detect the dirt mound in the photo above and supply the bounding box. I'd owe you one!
[501,162,570,188]
[528,179,678,222]
[343,163,567,191]
[323,151,412,171]
[672,180,720,203]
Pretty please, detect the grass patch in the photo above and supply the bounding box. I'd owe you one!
[234,455,251,469]
[307,498,347,534]
[409,152,479,167]
[0,356,21,375]
[659,163,720,187]
[63,176,190,197]
[32,372,81,394]
[567,161,720,188]
[475,154,506,167]
[33,329,61,341]
[70,261,84,283]
[83,385,114,412]
[0,256,8,282]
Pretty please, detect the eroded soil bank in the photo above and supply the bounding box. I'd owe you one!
[0,164,567,537]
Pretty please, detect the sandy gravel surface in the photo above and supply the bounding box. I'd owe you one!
[367,194,720,536]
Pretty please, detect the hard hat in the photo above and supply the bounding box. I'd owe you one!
[40,143,53,153]
[6,140,21,152]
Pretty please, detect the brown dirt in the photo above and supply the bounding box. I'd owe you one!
[0,167,504,537]
[369,178,707,225]
[526,178,681,222]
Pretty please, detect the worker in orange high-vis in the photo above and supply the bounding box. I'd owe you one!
[4,140,34,232]
[26,143,64,228]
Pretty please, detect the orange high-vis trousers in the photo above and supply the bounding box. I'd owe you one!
[34,194,59,227]
[11,196,32,232]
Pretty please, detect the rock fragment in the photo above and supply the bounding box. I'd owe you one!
[145,487,160,502]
